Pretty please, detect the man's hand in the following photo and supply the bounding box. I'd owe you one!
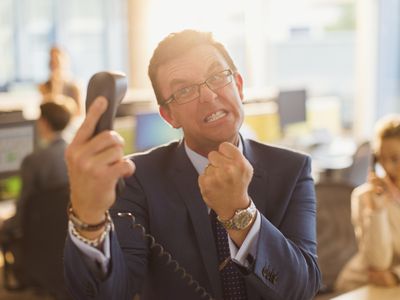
[65,97,135,238]
[198,142,253,220]
[368,269,399,287]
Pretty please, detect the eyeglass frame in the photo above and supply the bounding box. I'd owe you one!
[162,69,234,106]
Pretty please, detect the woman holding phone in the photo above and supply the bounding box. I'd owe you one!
[335,114,400,292]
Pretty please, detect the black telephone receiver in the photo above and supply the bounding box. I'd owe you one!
[85,72,215,300]
[85,71,127,134]
[85,71,128,195]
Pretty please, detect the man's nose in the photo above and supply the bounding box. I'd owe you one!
[198,82,218,103]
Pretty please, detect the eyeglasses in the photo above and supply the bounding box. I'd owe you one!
[163,69,234,105]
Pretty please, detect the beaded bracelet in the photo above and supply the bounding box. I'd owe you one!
[68,203,111,232]
[70,220,112,248]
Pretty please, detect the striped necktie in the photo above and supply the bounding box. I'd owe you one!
[210,210,248,300]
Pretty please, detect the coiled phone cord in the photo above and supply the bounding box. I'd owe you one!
[118,212,215,300]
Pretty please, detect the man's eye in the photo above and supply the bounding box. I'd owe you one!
[177,86,195,97]
[209,74,223,82]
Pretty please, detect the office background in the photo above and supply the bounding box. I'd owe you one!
[1,0,399,132]
[0,1,400,299]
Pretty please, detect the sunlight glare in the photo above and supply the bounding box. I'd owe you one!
[147,0,244,50]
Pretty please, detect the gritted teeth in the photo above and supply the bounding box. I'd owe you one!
[204,110,227,123]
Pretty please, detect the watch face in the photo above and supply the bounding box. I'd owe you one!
[235,211,252,229]
[217,201,256,230]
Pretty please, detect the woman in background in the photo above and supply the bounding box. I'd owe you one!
[38,46,82,115]
[335,114,400,291]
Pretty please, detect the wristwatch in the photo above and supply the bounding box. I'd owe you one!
[217,199,257,230]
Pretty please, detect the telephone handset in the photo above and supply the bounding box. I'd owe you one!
[85,71,128,195]
[370,153,390,197]
[85,71,127,135]
[85,72,215,300]
[371,154,377,173]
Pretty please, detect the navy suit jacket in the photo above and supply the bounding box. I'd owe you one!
[64,138,321,300]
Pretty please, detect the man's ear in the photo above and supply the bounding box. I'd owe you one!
[233,72,244,101]
[159,105,181,129]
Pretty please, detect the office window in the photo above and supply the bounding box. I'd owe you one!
[0,0,127,90]
[263,0,356,126]
[63,0,106,82]
[147,0,246,77]
[17,0,53,81]
[0,0,15,89]
[147,0,356,126]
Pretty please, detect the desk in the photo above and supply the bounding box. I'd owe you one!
[311,136,356,170]
[331,285,400,300]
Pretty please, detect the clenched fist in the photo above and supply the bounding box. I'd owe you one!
[198,142,253,220]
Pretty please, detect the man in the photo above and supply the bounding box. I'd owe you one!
[64,30,321,299]
[0,100,74,288]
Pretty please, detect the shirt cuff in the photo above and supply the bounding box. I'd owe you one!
[228,210,260,268]
[68,221,111,277]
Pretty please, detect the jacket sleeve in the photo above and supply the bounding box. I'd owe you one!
[241,156,321,300]
[64,175,149,300]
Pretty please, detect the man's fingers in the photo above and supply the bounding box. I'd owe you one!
[208,142,247,170]
[93,145,125,166]
[218,142,242,160]
[208,151,230,168]
[72,97,108,145]
[81,148,134,183]
[111,159,135,179]
[82,131,124,157]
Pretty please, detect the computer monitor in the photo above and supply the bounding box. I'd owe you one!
[134,111,182,152]
[114,116,136,155]
[0,120,37,179]
[276,89,307,131]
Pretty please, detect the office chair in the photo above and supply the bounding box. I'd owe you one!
[315,181,357,294]
[340,141,372,187]
[2,185,70,300]
[21,184,70,299]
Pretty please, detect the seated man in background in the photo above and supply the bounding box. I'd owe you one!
[336,114,400,291]
[0,99,76,288]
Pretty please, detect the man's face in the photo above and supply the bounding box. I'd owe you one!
[158,45,244,156]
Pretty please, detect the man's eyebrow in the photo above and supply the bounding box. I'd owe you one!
[169,61,225,89]
[170,78,188,88]
[207,61,225,73]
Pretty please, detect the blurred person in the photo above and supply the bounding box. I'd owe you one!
[64,29,321,299]
[0,99,75,288]
[335,114,400,291]
[38,46,82,115]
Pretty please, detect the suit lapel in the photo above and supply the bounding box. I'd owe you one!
[243,138,270,218]
[167,139,270,300]
[169,142,223,300]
